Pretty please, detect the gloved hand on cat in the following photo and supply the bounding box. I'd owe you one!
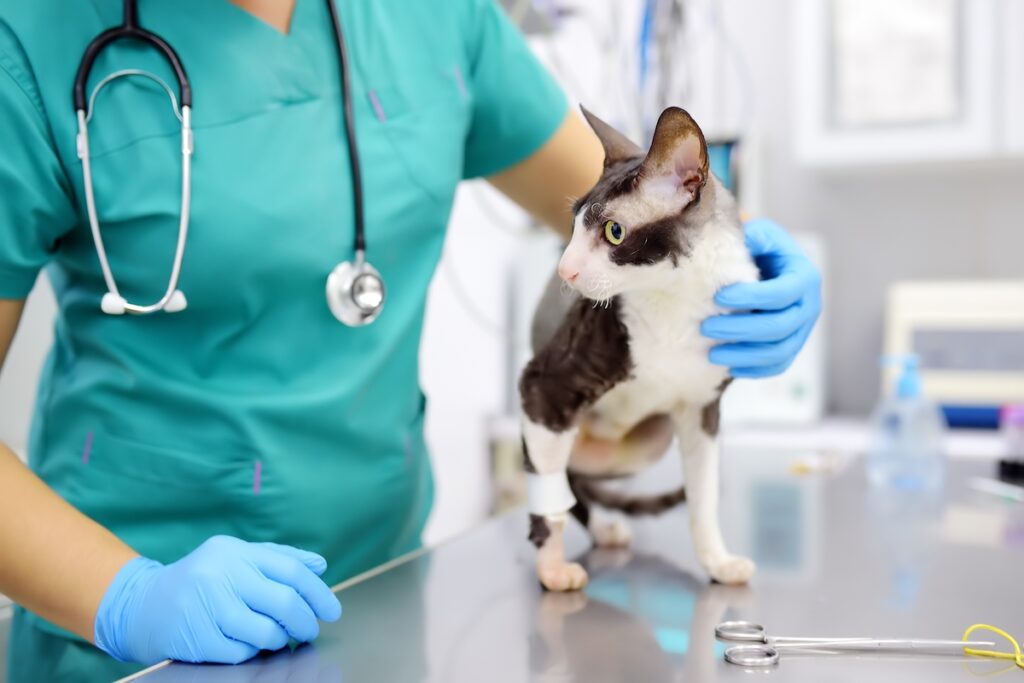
[701,218,822,378]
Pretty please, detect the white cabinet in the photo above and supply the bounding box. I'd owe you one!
[794,0,1021,166]
[1006,0,1024,154]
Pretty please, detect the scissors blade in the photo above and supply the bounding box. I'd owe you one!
[783,639,996,653]
[868,639,997,652]
[773,636,877,644]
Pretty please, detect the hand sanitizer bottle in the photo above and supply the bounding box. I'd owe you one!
[866,355,947,491]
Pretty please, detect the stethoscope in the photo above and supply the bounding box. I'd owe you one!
[74,0,385,326]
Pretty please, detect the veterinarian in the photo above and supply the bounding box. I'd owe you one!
[0,0,822,675]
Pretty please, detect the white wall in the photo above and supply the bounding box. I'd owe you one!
[0,276,55,459]
[721,0,1024,414]
[419,184,535,543]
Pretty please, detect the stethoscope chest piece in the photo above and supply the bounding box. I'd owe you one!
[326,251,385,326]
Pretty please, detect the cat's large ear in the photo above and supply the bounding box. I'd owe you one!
[640,107,709,198]
[580,105,644,166]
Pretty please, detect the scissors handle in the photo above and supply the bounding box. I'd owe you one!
[715,620,769,643]
[715,621,875,645]
[724,644,780,667]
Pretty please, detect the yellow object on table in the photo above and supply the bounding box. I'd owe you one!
[963,624,1024,670]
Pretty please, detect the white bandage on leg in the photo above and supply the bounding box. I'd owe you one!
[527,471,576,517]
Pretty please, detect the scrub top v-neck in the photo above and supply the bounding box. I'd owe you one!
[0,0,567,639]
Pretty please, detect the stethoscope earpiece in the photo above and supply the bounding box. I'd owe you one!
[101,292,127,315]
[100,289,187,316]
[164,290,188,313]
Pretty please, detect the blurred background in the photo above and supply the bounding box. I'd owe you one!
[1,0,1022,548]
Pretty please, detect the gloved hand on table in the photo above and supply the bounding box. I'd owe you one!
[702,218,822,378]
[94,535,342,665]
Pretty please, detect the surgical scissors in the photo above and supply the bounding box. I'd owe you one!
[715,620,996,667]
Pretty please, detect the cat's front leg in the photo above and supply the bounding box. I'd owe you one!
[523,420,589,591]
[672,401,755,585]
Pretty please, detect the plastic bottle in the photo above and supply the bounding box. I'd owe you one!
[866,355,947,491]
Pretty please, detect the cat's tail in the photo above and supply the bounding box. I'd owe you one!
[572,477,686,515]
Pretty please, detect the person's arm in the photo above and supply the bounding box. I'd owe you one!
[486,110,604,240]
[0,296,341,665]
[0,298,138,641]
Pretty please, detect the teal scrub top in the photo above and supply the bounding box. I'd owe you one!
[0,0,566,631]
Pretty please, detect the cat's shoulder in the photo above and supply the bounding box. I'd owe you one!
[531,295,631,368]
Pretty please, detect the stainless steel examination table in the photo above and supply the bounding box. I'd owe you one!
[6,452,1024,682]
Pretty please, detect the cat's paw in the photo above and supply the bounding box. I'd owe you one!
[539,590,589,618]
[538,562,589,592]
[590,518,633,548]
[705,554,756,585]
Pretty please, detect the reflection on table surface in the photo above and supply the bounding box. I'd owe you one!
[5,452,1022,683]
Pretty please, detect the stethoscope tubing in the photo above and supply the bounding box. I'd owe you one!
[76,100,193,315]
[72,0,381,323]
[73,1,191,111]
[324,0,365,255]
[74,0,194,315]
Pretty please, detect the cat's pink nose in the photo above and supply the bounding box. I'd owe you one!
[558,263,580,283]
[557,260,581,284]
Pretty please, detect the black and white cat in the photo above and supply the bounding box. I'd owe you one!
[519,106,759,591]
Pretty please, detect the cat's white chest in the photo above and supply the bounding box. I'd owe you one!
[580,298,728,440]
[583,232,757,437]
[626,297,727,401]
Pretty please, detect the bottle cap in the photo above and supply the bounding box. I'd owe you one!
[1000,404,1024,428]
[882,354,922,399]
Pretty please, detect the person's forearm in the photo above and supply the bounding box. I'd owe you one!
[0,443,138,641]
[488,111,605,240]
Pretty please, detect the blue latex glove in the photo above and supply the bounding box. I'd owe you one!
[702,218,822,378]
[94,536,343,665]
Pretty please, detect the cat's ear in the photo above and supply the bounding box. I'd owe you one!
[640,107,709,198]
[580,105,644,166]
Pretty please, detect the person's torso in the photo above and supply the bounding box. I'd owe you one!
[2,0,479,583]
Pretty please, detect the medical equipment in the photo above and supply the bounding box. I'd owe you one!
[715,620,994,667]
[73,0,385,326]
[526,470,576,519]
[866,354,947,491]
[884,281,1024,427]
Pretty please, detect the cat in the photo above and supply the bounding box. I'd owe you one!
[519,105,759,592]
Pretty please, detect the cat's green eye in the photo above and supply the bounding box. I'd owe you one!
[604,220,625,245]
